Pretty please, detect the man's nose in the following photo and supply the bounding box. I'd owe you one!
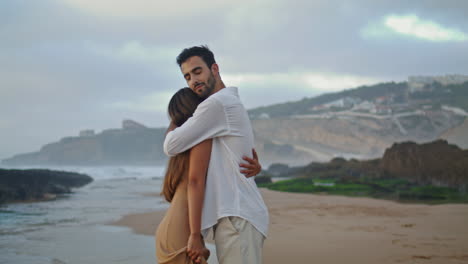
[190,77,200,89]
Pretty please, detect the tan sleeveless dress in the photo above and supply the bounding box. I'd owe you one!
[155,179,207,264]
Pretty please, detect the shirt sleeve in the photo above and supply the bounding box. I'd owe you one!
[163,97,230,156]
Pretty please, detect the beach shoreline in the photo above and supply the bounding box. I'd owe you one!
[109,188,468,264]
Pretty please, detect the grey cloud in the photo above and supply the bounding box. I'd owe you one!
[1,0,467,158]
[214,0,468,77]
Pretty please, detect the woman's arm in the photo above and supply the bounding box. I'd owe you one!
[187,139,212,262]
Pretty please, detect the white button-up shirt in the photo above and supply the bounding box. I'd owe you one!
[164,87,269,238]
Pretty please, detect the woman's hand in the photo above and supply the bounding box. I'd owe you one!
[187,233,209,263]
[202,247,210,260]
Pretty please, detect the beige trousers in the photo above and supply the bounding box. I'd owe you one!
[213,216,265,264]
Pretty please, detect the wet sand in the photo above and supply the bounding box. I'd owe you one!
[110,189,468,264]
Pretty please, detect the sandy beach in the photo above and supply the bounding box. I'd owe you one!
[110,189,468,264]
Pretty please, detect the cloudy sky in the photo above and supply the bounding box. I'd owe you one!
[1,0,467,160]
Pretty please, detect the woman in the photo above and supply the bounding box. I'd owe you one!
[155,88,211,264]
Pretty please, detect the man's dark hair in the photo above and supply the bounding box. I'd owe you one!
[176,45,216,68]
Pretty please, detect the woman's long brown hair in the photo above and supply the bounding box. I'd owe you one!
[161,88,204,202]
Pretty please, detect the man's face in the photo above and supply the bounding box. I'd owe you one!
[180,56,216,99]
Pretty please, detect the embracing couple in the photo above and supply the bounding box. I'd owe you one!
[155,46,269,264]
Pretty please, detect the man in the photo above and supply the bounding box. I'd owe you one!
[163,46,269,264]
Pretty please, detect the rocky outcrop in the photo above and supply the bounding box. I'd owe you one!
[266,163,291,176]
[0,169,93,204]
[380,140,468,188]
[271,140,468,190]
[254,175,273,185]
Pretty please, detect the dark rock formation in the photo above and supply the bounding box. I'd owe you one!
[270,140,468,190]
[0,169,93,204]
[254,175,273,185]
[380,139,468,188]
[266,163,290,176]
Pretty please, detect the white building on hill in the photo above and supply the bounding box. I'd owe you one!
[408,74,468,93]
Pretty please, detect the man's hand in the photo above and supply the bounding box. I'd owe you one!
[240,148,261,178]
[187,233,209,263]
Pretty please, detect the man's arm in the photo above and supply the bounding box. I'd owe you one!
[163,98,229,157]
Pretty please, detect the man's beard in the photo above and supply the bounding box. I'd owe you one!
[198,73,216,99]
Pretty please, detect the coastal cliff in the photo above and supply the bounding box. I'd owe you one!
[3,80,467,166]
[2,120,167,166]
[250,80,468,166]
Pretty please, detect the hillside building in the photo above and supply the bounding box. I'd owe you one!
[122,119,147,130]
[79,130,95,137]
[408,74,468,93]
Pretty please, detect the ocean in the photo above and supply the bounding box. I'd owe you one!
[0,166,174,264]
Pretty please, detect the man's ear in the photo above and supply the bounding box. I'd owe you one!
[210,63,219,75]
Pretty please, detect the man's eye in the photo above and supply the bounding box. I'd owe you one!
[185,75,190,81]
[194,69,201,74]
